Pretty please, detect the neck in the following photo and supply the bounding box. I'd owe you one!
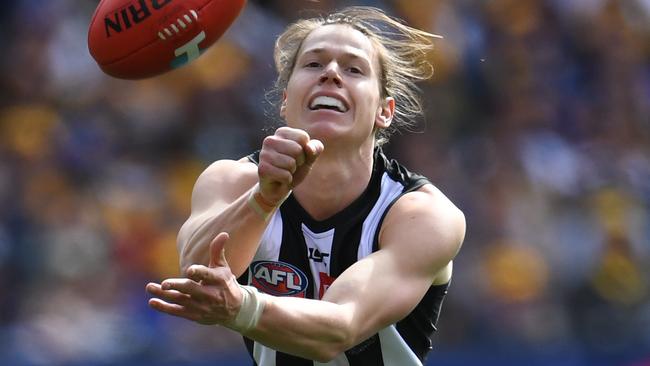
[293,142,376,221]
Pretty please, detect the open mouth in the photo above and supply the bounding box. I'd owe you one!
[309,96,348,113]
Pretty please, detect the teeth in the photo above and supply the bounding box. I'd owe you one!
[310,96,347,112]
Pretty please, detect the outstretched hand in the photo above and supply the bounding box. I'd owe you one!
[146,232,243,326]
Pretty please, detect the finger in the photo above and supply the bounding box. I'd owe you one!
[263,150,299,173]
[146,282,165,295]
[187,265,210,282]
[262,135,303,159]
[148,298,201,322]
[258,161,294,185]
[295,151,306,167]
[209,232,230,268]
[187,266,232,288]
[160,278,205,299]
[275,126,310,146]
[304,139,324,166]
[291,139,324,187]
[146,282,192,305]
[272,128,309,165]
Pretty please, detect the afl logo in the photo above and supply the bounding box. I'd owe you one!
[250,261,308,298]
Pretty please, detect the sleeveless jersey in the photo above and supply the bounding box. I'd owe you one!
[239,147,450,366]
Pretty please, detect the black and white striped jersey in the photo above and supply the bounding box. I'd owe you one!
[239,147,450,366]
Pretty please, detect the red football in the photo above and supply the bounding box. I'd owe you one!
[88,0,246,79]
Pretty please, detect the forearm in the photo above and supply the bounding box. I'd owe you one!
[243,296,354,362]
[179,185,272,276]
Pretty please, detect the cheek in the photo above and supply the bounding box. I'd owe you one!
[284,92,300,116]
[281,90,297,119]
[284,77,308,109]
[354,84,381,116]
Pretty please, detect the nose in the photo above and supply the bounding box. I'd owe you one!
[319,62,342,87]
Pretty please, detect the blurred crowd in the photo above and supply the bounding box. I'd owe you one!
[0,0,649,365]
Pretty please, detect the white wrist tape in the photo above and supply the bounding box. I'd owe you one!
[247,185,290,221]
[231,285,268,333]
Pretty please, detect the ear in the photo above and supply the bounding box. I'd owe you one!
[375,96,395,129]
[280,90,288,118]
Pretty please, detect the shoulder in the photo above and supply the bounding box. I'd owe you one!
[190,157,258,212]
[378,184,465,275]
[397,184,465,232]
[197,157,257,186]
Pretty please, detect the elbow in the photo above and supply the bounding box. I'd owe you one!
[313,348,344,363]
[313,354,335,363]
[310,326,356,362]
[310,346,345,363]
[177,230,207,275]
[177,230,192,275]
[178,243,199,276]
[179,259,191,276]
[178,243,192,275]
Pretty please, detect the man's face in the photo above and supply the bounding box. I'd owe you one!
[281,24,393,148]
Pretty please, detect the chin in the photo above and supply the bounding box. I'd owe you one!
[304,127,339,144]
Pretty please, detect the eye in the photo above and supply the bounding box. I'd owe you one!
[348,66,363,74]
[305,61,321,68]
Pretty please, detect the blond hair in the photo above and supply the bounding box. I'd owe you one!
[273,6,439,145]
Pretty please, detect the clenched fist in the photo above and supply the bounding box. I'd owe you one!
[257,127,324,205]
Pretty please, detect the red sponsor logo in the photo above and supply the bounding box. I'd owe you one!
[319,272,335,299]
[251,261,308,297]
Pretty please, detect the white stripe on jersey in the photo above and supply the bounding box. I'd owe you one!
[358,173,405,258]
[251,211,282,366]
[254,341,276,366]
[253,209,283,262]
[301,224,334,299]
[379,325,423,365]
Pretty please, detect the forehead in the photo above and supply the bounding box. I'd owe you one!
[299,24,377,63]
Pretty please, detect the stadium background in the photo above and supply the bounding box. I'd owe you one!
[0,0,649,365]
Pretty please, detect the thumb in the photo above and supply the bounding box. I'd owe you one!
[291,139,323,187]
[304,139,324,167]
[209,232,230,268]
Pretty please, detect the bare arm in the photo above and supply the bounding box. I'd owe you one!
[177,158,262,276]
[148,184,465,362]
[178,127,324,276]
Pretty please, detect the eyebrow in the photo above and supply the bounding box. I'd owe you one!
[300,47,372,66]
